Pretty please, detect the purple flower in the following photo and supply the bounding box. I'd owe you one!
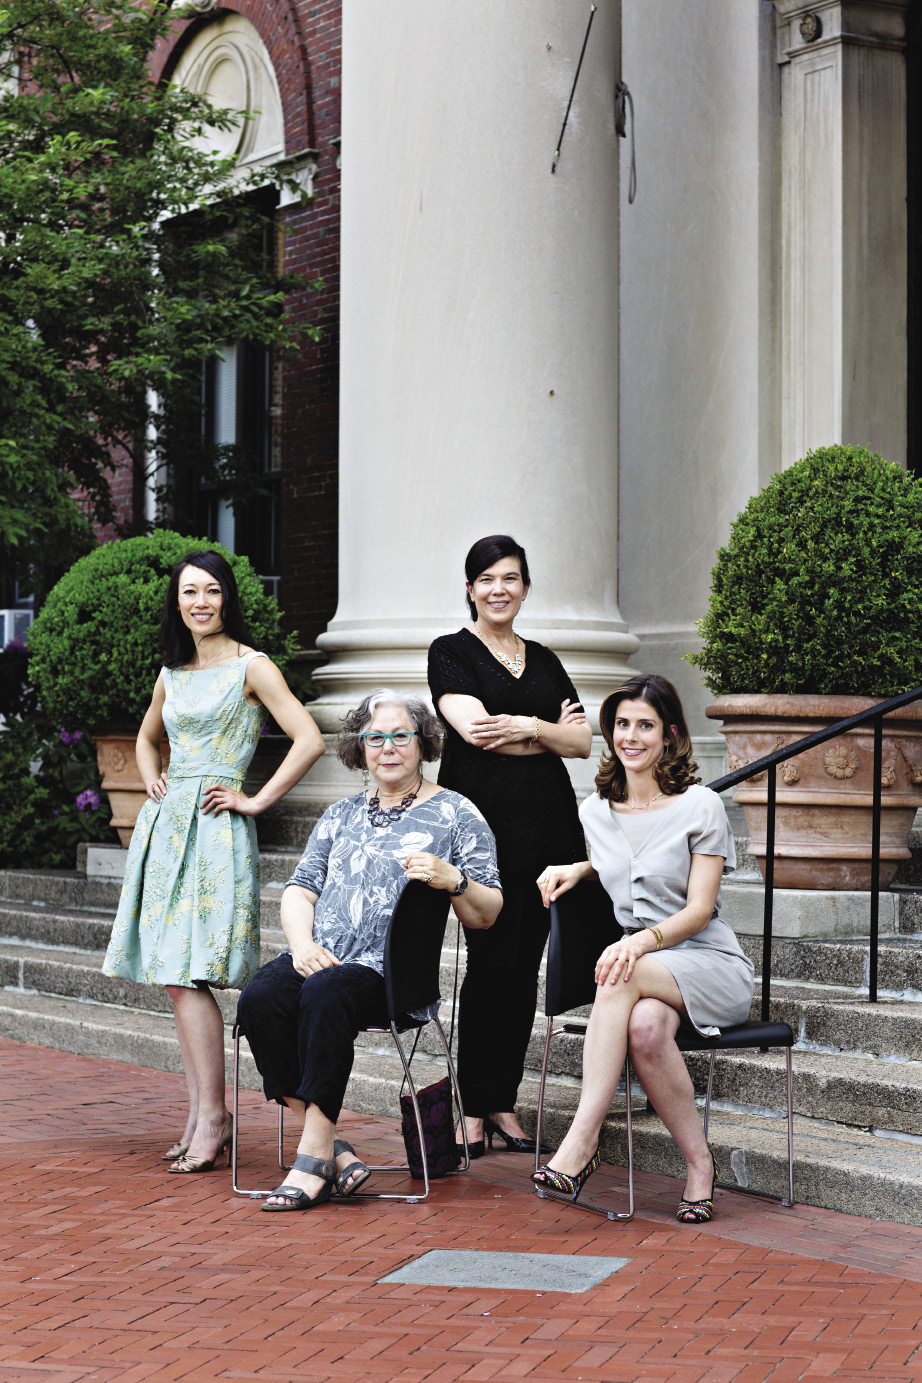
[76,789,100,814]
[51,809,59,818]
[5,638,26,652]
[60,728,84,746]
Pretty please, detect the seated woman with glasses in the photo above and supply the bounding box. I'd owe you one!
[236,689,503,1212]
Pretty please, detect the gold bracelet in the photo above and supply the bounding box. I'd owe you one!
[533,716,540,742]
[650,926,664,951]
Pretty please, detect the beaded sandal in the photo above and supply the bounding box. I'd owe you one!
[676,1153,719,1223]
[531,1148,601,1200]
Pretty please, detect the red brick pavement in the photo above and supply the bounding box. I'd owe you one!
[1,1037,921,1383]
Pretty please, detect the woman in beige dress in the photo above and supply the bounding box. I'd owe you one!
[533,673,754,1223]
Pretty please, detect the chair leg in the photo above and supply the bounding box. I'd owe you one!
[533,1054,635,1223]
[703,1051,716,1142]
[534,1015,554,1178]
[783,1045,794,1207]
[350,1022,431,1202]
[432,1014,469,1171]
[231,1027,286,1199]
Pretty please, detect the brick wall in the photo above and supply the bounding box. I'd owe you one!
[145,0,343,649]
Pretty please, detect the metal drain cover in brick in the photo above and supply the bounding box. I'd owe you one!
[380,1249,631,1293]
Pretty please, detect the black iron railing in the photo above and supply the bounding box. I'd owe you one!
[706,684,922,1014]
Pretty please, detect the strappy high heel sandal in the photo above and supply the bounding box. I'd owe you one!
[162,1140,190,1162]
[168,1114,232,1174]
[531,1148,601,1201]
[262,1153,335,1212]
[333,1139,371,1197]
[676,1153,719,1224]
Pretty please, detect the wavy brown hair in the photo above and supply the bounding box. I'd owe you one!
[595,673,700,802]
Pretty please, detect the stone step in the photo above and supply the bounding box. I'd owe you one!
[4,937,922,1139]
[739,933,922,995]
[764,981,922,1061]
[2,987,918,1224]
[0,871,287,929]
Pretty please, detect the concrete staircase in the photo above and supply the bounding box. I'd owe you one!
[1,826,921,1225]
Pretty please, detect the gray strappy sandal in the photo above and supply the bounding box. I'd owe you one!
[333,1138,371,1197]
[261,1153,335,1212]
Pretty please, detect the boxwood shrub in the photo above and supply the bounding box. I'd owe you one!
[29,530,298,729]
[687,445,922,697]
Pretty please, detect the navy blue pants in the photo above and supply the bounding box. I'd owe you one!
[236,955,390,1124]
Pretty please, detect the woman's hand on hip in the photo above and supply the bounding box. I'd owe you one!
[200,783,260,817]
[595,931,655,986]
[146,772,168,804]
[469,713,531,749]
[290,941,341,977]
[536,860,593,908]
[403,852,462,891]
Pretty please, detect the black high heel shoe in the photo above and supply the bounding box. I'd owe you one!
[484,1115,551,1155]
[456,1121,485,1160]
[532,1148,601,1200]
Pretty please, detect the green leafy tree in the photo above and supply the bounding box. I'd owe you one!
[0,0,317,599]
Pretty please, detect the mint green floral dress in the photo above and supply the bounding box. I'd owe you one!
[103,651,268,990]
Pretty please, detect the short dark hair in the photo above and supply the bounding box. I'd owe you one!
[337,690,444,771]
[160,550,254,669]
[595,673,700,802]
[464,534,531,621]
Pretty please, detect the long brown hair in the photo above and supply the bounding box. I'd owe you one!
[595,673,700,802]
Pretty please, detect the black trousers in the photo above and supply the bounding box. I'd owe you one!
[236,955,390,1125]
[457,874,550,1115]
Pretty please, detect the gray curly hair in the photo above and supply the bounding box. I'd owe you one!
[337,689,444,771]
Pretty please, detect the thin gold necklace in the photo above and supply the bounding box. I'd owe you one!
[622,790,665,812]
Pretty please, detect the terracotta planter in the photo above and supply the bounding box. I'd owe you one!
[94,729,171,848]
[706,695,922,891]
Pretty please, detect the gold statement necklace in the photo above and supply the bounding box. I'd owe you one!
[476,623,524,676]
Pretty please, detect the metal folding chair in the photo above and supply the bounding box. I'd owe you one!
[533,879,796,1220]
[232,878,470,1202]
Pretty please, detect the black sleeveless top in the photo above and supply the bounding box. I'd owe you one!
[427,628,585,878]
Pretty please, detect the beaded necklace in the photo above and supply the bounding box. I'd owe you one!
[475,624,524,677]
[366,776,423,828]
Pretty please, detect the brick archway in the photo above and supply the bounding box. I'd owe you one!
[153,1,314,153]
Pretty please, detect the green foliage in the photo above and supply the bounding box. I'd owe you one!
[28,530,297,729]
[0,0,319,597]
[687,445,922,697]
[0,713,115,869]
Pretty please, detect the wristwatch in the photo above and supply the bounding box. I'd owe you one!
[448,871,469,896]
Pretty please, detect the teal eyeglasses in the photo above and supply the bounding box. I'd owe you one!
[360,730,418,748]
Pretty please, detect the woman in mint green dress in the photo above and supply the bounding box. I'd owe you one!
[103,551,325,1173]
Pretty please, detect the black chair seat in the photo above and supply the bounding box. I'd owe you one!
[675,1020,795,1051]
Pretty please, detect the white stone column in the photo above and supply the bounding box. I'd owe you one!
[308,0,636,804]
[774,0,908,468]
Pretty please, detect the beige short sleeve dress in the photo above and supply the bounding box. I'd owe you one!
[579,783,755,1035]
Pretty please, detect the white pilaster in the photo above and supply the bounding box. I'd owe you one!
[309,0,636,802]
[774,0,908,468]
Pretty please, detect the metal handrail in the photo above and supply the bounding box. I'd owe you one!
[706,683,922,1012]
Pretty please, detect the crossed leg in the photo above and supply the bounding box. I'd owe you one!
[541,957,714,1201]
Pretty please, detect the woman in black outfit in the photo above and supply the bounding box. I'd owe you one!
[428,534,591,1156]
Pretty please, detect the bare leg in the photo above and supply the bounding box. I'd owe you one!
[627,999,715,1201]
[460,1116,484,1145]
[171,1005,199,1148]
[264,1101,335,1206]
[542,957,685,1177]
[167,985,229,1165]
